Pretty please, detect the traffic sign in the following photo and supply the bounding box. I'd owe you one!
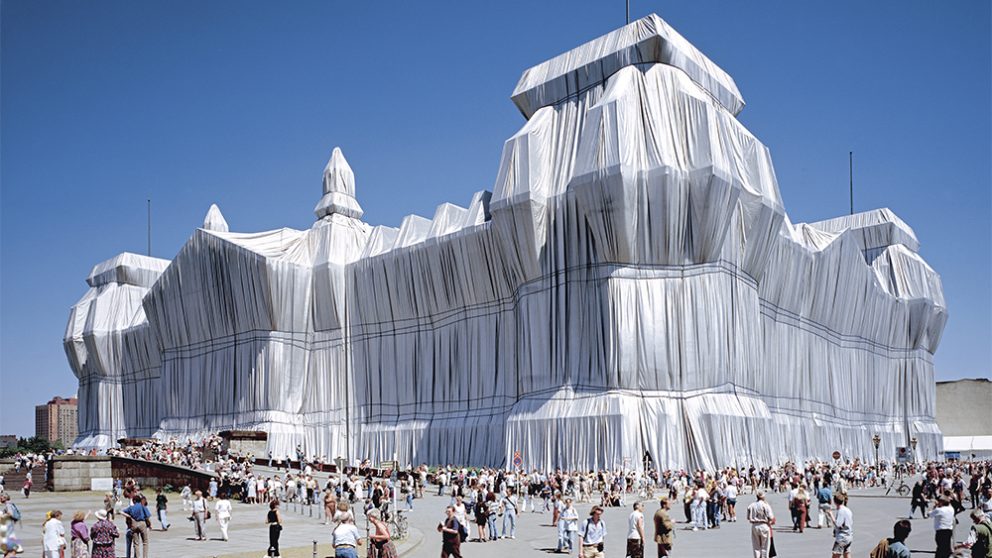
[832,450,841,460]
[512,450,522,468]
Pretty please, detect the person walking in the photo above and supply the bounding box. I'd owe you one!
[794,484,810,533]
[154,489,170,531]
[910,479,928,519]
[830,494,854,558]
[626,501,645,558]
[501,490,518,539]
[190,490,208,541]
[215,492,232,541]
[69,511,90,558]
[485,492,500,541]
[560,498,579,553]
[653,495,674,558]
[932,497,955,558]
[88,511,118,558]
[42,510,66,558]
[121,496,151,558]
[180,484,192,513]
[266,500,283,558]
[438,506,462,558]
[556,497,572,553]
[816,482,833,528]
[323,487,337,525]
[691,482,708,531]
[22,475,32,500]
[747,491,775,558]
[577,506,607,558]
[726,481,739,522]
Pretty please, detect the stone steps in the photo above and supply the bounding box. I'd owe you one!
[1,464,48,492]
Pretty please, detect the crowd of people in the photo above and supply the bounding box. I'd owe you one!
[426,459,992,558]
[2,435,991,558]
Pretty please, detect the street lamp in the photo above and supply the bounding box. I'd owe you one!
[910,437,918,463]
[872,433,881,466]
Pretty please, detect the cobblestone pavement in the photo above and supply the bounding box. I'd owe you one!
[8,480,975,557]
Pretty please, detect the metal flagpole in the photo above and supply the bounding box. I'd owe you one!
[147,198,152,255]
[626,0,630,24]
[849,152,853,215]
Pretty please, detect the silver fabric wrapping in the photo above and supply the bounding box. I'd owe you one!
[64,14,945,471]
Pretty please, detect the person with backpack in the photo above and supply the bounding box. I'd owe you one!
[869,519,912,558]
[437,505,462,558]
[577,506,607,558]
[0,493,22,556]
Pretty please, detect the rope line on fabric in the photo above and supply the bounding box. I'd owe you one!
[151,260,931,359]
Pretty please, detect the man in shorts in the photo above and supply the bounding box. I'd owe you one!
[830,493,854,558]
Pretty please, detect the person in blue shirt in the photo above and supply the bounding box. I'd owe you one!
[816,485,833,529]
[122,495,152,558]
[887,519,912,558]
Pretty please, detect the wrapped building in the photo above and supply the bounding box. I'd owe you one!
[64,14,946,471]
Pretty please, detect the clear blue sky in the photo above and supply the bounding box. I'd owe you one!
[2,1,989,437]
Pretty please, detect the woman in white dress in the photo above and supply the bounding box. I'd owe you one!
[246,476,258,504]
[214,493,232,541]
[42,509,66,558]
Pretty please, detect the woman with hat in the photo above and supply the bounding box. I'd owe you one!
[88,510,118,558]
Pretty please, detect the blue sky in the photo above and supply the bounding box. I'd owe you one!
[1,1,989,437]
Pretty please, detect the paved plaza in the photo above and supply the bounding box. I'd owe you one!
[8,477,978,558]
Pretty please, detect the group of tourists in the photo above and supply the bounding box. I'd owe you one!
[4,432,992,558]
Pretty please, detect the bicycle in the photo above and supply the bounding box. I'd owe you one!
[886,479,910,497]
[390,509,409,540]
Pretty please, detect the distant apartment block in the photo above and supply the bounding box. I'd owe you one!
[36,396,78,447]
[0,435,17,449]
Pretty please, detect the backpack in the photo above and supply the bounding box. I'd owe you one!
[868,537,889,558]
[8,502,21,522]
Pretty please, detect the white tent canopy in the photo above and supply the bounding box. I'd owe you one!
[943,436,992,453]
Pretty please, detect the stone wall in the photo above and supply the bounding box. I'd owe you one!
[51,455,112,492]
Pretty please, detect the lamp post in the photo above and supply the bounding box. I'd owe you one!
[872,433,881,466]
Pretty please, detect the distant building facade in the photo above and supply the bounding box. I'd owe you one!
[0,435,17,449]
[36,396,78,447]
[936,378,992,458]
